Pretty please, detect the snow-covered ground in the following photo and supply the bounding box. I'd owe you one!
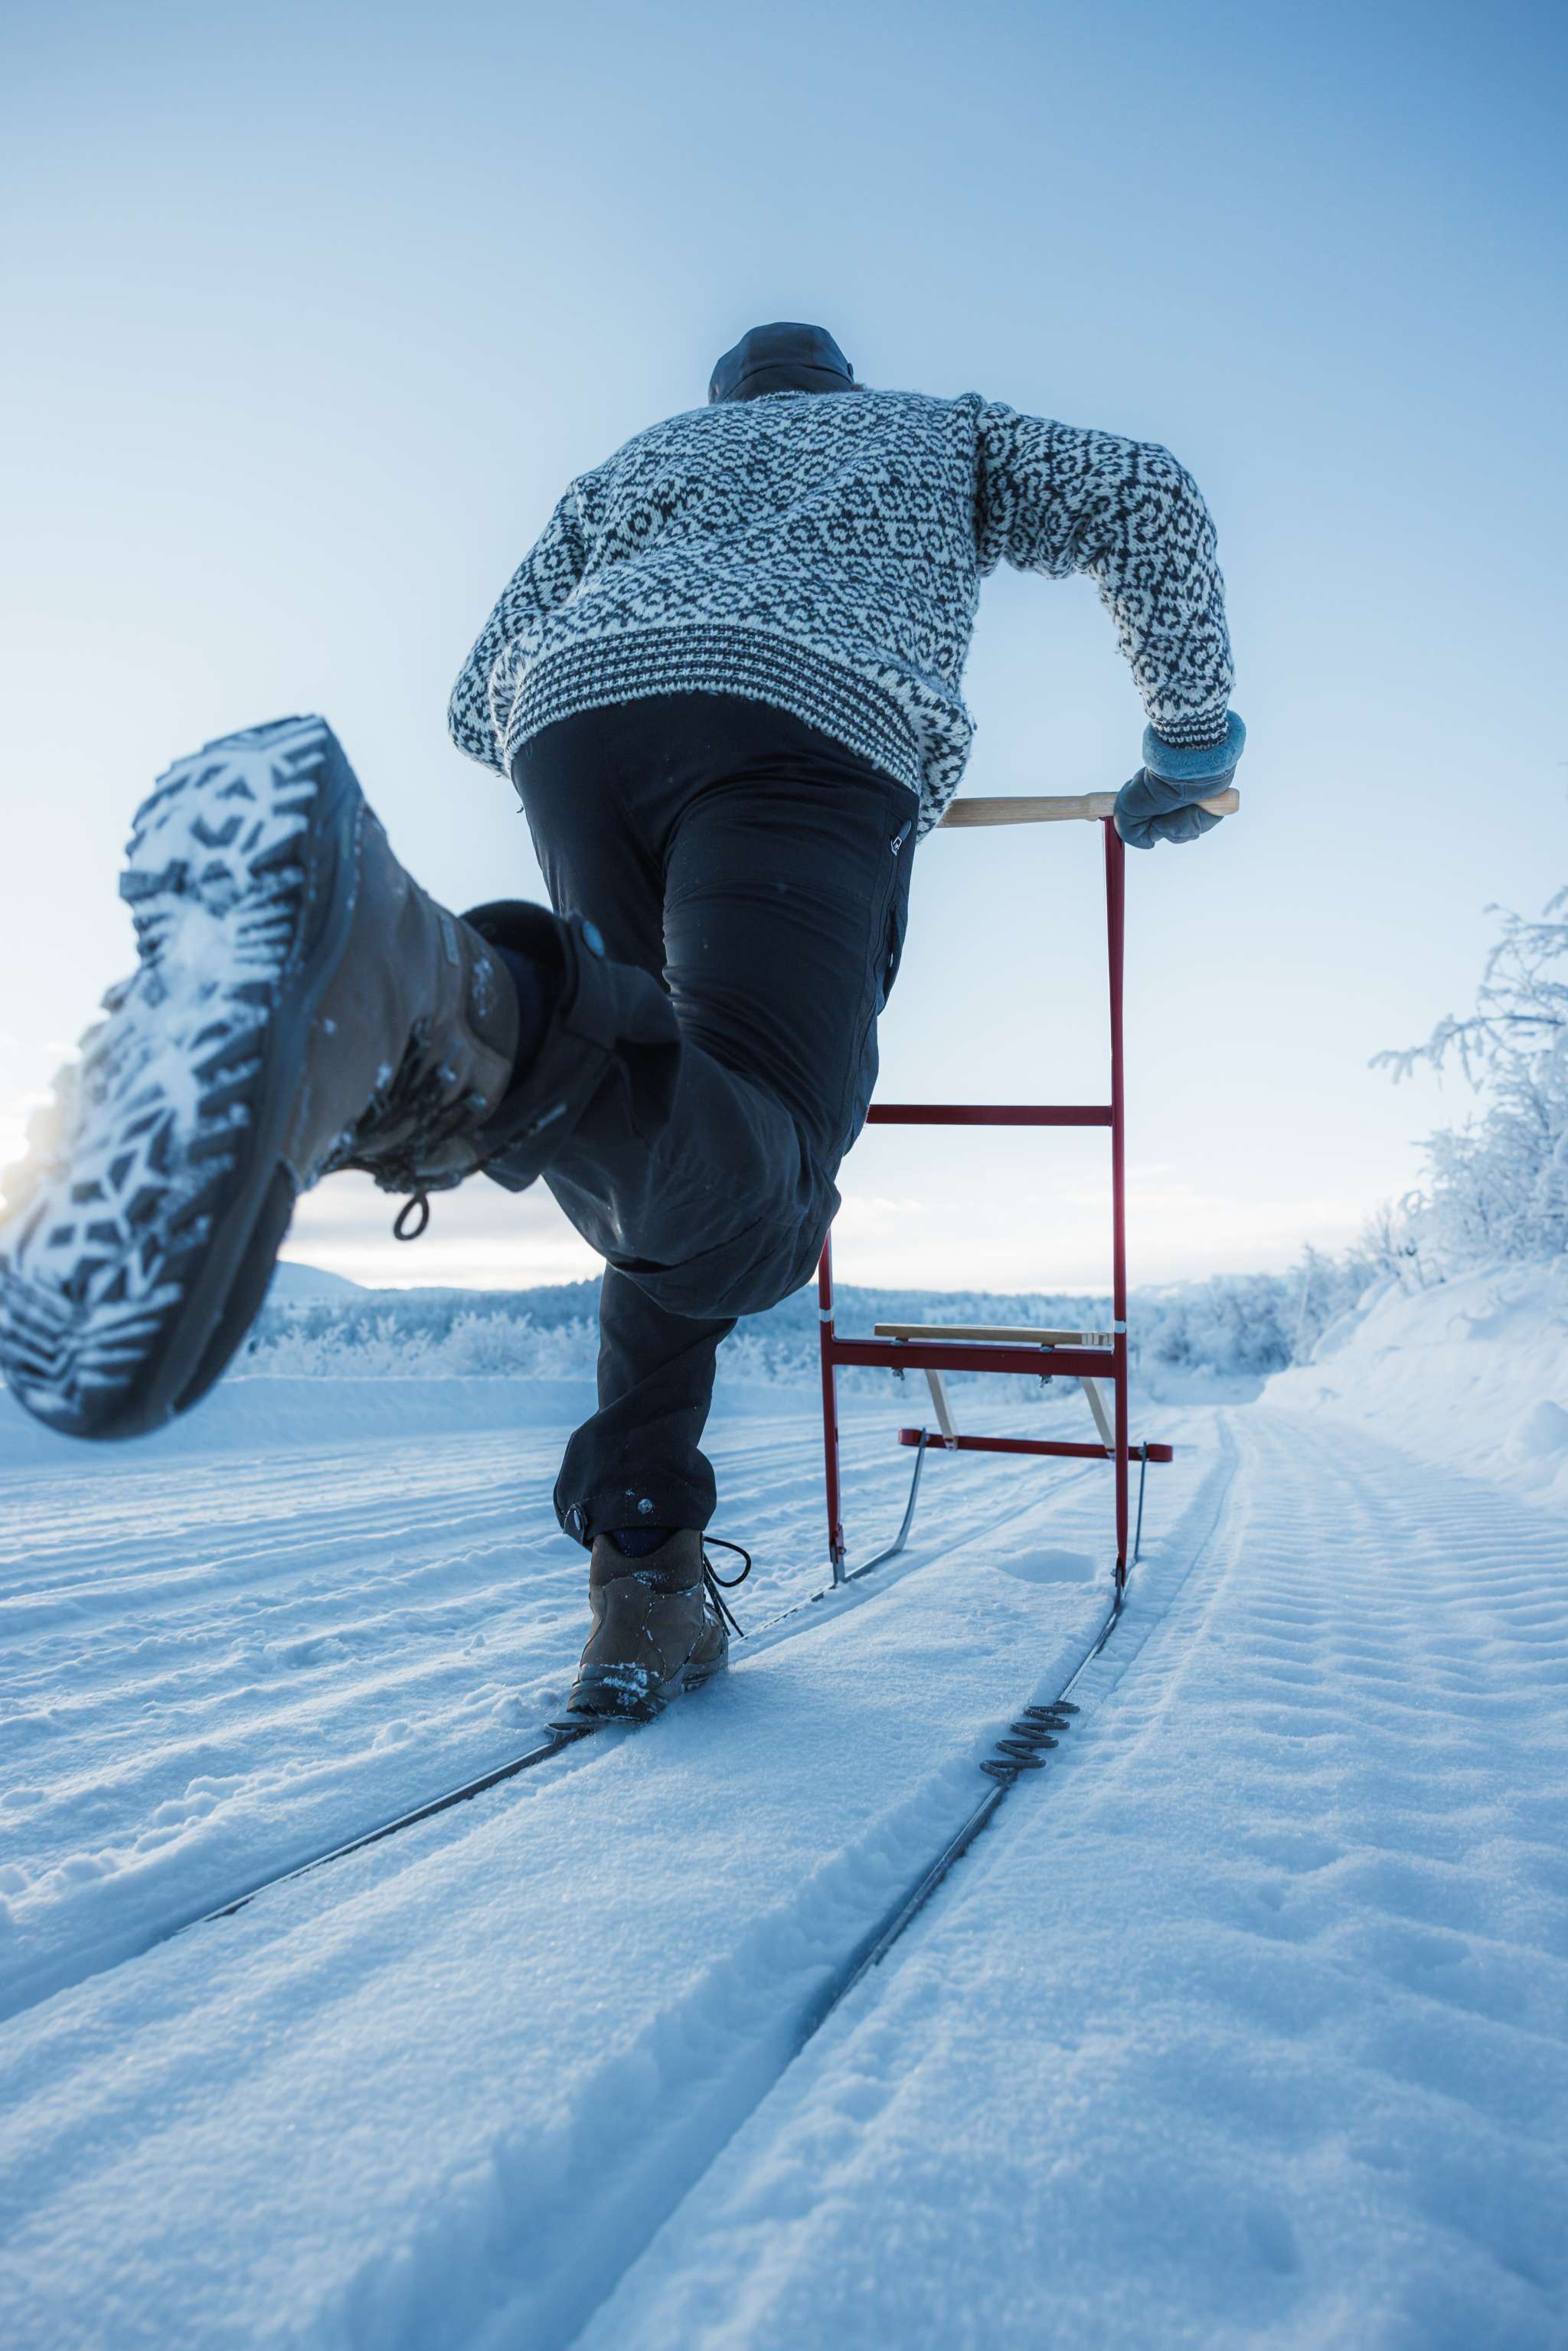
[1266,1258,1568,1511]
[2,1349,1566,2346]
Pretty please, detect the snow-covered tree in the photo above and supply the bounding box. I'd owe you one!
[1373,887,1568,1271]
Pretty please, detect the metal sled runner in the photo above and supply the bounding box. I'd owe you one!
[815,784,1235,1591]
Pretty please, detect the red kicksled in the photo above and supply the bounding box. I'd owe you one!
[815,784,1234,1592]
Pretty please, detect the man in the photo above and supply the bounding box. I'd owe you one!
[0,322,1243,1721]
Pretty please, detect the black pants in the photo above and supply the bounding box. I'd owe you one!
[504,693,917,1545]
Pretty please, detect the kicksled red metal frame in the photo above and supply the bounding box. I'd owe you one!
[816,780,1237,1593]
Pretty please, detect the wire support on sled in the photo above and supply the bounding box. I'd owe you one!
[838,1424,1152,1598]
[838,1429,929,1583]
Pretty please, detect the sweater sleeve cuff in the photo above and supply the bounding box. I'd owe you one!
[1142,711,1246,781]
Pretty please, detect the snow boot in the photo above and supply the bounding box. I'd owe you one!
[563,1530,748,1722]
[0,714,524,1440]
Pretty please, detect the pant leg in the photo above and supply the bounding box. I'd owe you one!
[505,701,738,1541]
[556,1269,733,1538]
[505,692,917,1541]
[508,694,916,1307]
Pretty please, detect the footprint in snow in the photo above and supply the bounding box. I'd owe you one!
[986,1546,1096,1585]
[54,1851,119,1885]
[1505,1399,1568,1463]
[147,1791,220,1828]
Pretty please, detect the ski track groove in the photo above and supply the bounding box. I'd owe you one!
[0,1403,1107,2024]
[555,1404,1568,2351]
[0,1404,1156,2351]
[7,1399,1557,2346]
[526,1425,1246,2351]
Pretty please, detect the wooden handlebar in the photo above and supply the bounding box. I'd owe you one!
[939,786,1240,829]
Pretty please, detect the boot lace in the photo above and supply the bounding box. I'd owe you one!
[331,1018,492,1243]
[393,1192,431,1242]
[702,1536,752,1638]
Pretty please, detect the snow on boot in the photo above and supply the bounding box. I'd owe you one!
[0,715,519,1440]
[563,1530,750,1722]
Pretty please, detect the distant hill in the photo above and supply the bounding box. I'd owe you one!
[268,1261,367,1300]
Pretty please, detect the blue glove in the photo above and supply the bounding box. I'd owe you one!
[1116,711,1246,849]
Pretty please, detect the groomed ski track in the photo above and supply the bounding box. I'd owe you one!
[2,1397,1566,2345]
[0,1402,1110,2019]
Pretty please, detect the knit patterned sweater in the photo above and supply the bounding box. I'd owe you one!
[448,388,1233,837]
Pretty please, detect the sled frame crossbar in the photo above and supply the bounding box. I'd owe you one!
[816,814,1171,1591]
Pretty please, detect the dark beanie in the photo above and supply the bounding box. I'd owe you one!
[709,322,855,404]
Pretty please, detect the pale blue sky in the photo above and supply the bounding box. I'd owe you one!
[3,0,1563,1293]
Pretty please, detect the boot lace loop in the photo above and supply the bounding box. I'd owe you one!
[701,1535,752,1639]
[331,1016,494,1241]
[393,1190,431,1242]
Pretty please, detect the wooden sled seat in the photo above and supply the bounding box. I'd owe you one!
[870,1319,1122,1453]
[872,1321,1115,1352]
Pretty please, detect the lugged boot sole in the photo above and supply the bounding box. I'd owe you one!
[0,716,364,1440]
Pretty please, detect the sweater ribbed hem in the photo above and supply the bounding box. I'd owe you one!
[501,626,925,803]
[1145,709,1232,750]
[1143,710,1245,779]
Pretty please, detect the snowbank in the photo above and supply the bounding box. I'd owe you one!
[1263,1259,1568,1509]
